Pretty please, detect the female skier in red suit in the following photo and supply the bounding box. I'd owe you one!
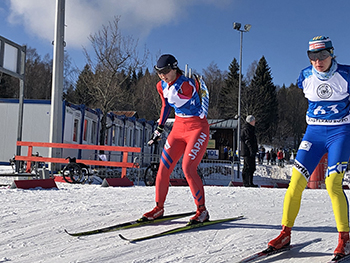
[142,54,210,224]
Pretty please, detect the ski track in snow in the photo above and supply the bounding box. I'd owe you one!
[0,164,349,262]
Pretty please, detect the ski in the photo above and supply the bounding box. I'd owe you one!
[327,253,350,263]
[64,211,195,237]
[238,238,322,263]
[119,215,244,242]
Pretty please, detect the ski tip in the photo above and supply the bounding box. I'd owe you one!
[64,229,73,236]
[64,229,81,237]
[119,234,131,242]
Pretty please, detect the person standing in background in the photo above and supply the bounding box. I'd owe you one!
[240,115,258,187]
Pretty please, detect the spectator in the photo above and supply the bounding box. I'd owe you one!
[241,115,258,187]
[271,148,277,165]
[224,146,228,160]
[266,150,271,165]
[277,148,284,167]
[258,146,266,164]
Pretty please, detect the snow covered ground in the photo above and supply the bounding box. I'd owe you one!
[1,164,350,263]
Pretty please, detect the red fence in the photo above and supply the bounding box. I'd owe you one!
[15,141,141,178]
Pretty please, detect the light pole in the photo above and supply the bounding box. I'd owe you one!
[233,22,251,180]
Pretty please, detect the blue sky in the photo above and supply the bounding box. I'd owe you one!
[1,0,350,87]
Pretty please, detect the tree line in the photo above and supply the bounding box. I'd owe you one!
[0,17,307,149]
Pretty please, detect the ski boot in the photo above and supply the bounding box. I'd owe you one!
[268,225,291,250]
[333,232,350,260]
[141,206,164,221]
[188,205,209,225]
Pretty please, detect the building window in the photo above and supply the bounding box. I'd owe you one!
[83,119,88,142]
[73,119,79,142]
[91,121,97,144]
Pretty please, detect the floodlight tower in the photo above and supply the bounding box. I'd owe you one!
[49,0,66,172]
[233,22,251,179]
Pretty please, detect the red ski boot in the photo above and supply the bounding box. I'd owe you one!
[268,225,291,250]
[334,232,350,257]
[142,206,164,221]
[188,206,209,225]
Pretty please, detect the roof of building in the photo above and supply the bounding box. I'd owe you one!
[113,111,139,118]
[208,119,238,129]
[164,118,238,129]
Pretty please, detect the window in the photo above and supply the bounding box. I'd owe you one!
[91,121,97,144]
[73,119,79,142]
[135,129,140,147]
[128,129,133,146]
[118,126,123,146]
[112,126,116,144]
[83,119,88,141]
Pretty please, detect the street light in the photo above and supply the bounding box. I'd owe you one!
[233,22,251,180]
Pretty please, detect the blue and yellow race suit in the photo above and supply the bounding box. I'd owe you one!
[282,61,350,232]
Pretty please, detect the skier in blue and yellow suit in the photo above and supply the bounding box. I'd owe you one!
[268,36,350,258]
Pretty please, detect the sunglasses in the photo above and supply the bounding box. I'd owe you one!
[307,50,331,61]
[154,65,172,75]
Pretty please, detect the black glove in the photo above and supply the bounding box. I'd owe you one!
[148,125,164,146]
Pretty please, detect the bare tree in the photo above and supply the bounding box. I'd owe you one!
[24,48,52,99]
[131,68,160,120]
[202,62,227,119]
[244,60,258,85]
[82,16,148,146]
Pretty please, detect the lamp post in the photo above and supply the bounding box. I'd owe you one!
[233,22,251,180]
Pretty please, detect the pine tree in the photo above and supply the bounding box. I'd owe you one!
[73,64,95,106]
[244,56,278,143]
[218,58,240,118]
[276,83,307,149]
[0,73,18,98]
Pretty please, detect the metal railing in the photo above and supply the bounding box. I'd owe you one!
[84,152,235,186]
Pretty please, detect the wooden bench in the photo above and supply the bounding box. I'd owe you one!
[15,141,141,178]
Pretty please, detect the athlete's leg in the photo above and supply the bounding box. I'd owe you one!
[155,131,185,207]
[325,127,350,232]
[281,125,326,227]
[182,119,209,207]
[281,166,308,227]
[269,128,326,249]
[326,170,349,232]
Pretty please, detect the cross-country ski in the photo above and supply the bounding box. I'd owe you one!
[64,211,195,237]
[119,215,244,242]
[238,238,322,262]
[327,253,350,263]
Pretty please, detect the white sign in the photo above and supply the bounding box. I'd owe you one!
[207,149,219,159]
[0,35,26,79]
[3,43,18,73]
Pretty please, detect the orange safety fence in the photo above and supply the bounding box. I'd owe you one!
[15,141,141,178]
